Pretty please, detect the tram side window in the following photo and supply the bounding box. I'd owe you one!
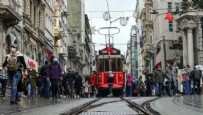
[117,59,121,71]
[112,59,116,71]
[112,58,123,71]
[118,59,120,71]
[105,59,109,71]
[97,59,109,72]
[97,59,102,72]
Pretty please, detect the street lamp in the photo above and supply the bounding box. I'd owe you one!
[103,0,129,27]
[103,11,111,21]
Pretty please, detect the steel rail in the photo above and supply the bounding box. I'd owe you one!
[60,98,101,115]
[121,97,152,115]
[61,97,160,115]
[142,97,161,115]
[60,98,123,115]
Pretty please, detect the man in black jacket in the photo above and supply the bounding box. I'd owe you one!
[65,68,75,98]
[1,44,27,104]
[39,61,50,98]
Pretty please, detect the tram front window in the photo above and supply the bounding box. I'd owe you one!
[97,58,123,72]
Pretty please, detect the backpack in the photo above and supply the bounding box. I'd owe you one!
[7,55,19,71]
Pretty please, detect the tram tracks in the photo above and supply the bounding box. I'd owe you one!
[60,97,160,115]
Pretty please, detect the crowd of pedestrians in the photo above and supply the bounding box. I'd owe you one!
[0,44,94,105]
[1,44,202,105]
[144,63,202,97]
[125,62,202,97]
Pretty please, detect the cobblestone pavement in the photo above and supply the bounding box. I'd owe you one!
[79,98,139,115]
[0,96,95,115]
[2,95,202,115]
[18,98,95,115]
[150,95,203,115]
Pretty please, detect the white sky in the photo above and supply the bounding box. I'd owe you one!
[85,0,137,55]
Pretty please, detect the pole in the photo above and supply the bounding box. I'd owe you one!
[163,36,167,70]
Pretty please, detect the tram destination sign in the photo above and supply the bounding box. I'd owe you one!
[99,47,121,55]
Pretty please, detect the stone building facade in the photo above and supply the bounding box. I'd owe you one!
[0,0,93,74]
[176,1,203,67]
[67,0,93,75]
[137,0,183,73]
[0,0,46,70]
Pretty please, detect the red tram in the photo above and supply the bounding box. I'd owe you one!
[90,46,125,96]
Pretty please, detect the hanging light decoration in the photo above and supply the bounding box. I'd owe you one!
[165,12,174,22]
[120,17,129,26]
[103,12,111,21]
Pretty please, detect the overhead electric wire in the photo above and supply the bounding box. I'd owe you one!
[85,10,135,13]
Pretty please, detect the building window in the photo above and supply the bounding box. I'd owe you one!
[30,1,32,17]
[34,6,36,27]
[168,2,172,12]
[150,35,152,43]
[54,19,57,27]
[201,18,203,49]
[169,22,173,32]
[39,11,41,28]
[175,3,180,13]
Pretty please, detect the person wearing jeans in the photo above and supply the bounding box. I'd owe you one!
[8,70,23,103]
[1,44,27,104]
[185,79,192,95]
[184,65,193,95]
[153,65,165,97]
[0,68,8,98]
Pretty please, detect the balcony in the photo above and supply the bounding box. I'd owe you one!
[68,46,77,58]
[68,42,83,61]
[145,0,153,7]
[143,43,154,61]
[145,43,154,54]
[54,27,62,39]
[145,19,153,27]
[0,0,21,27]
[59,46,67,56]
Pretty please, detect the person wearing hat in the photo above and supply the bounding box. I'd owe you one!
[1,44,27,104]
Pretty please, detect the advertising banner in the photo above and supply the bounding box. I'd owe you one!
[23,55,38,71]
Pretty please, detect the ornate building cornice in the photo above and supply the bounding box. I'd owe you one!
[180,18,196,30]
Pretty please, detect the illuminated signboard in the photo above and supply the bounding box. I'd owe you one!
[99,47,120,55]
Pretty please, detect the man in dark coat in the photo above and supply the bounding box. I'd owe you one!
[153,65,165,97]
[193,67,201,94]
[39,61,50,98]
[65,68,75,98]
[74,73,82,98]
